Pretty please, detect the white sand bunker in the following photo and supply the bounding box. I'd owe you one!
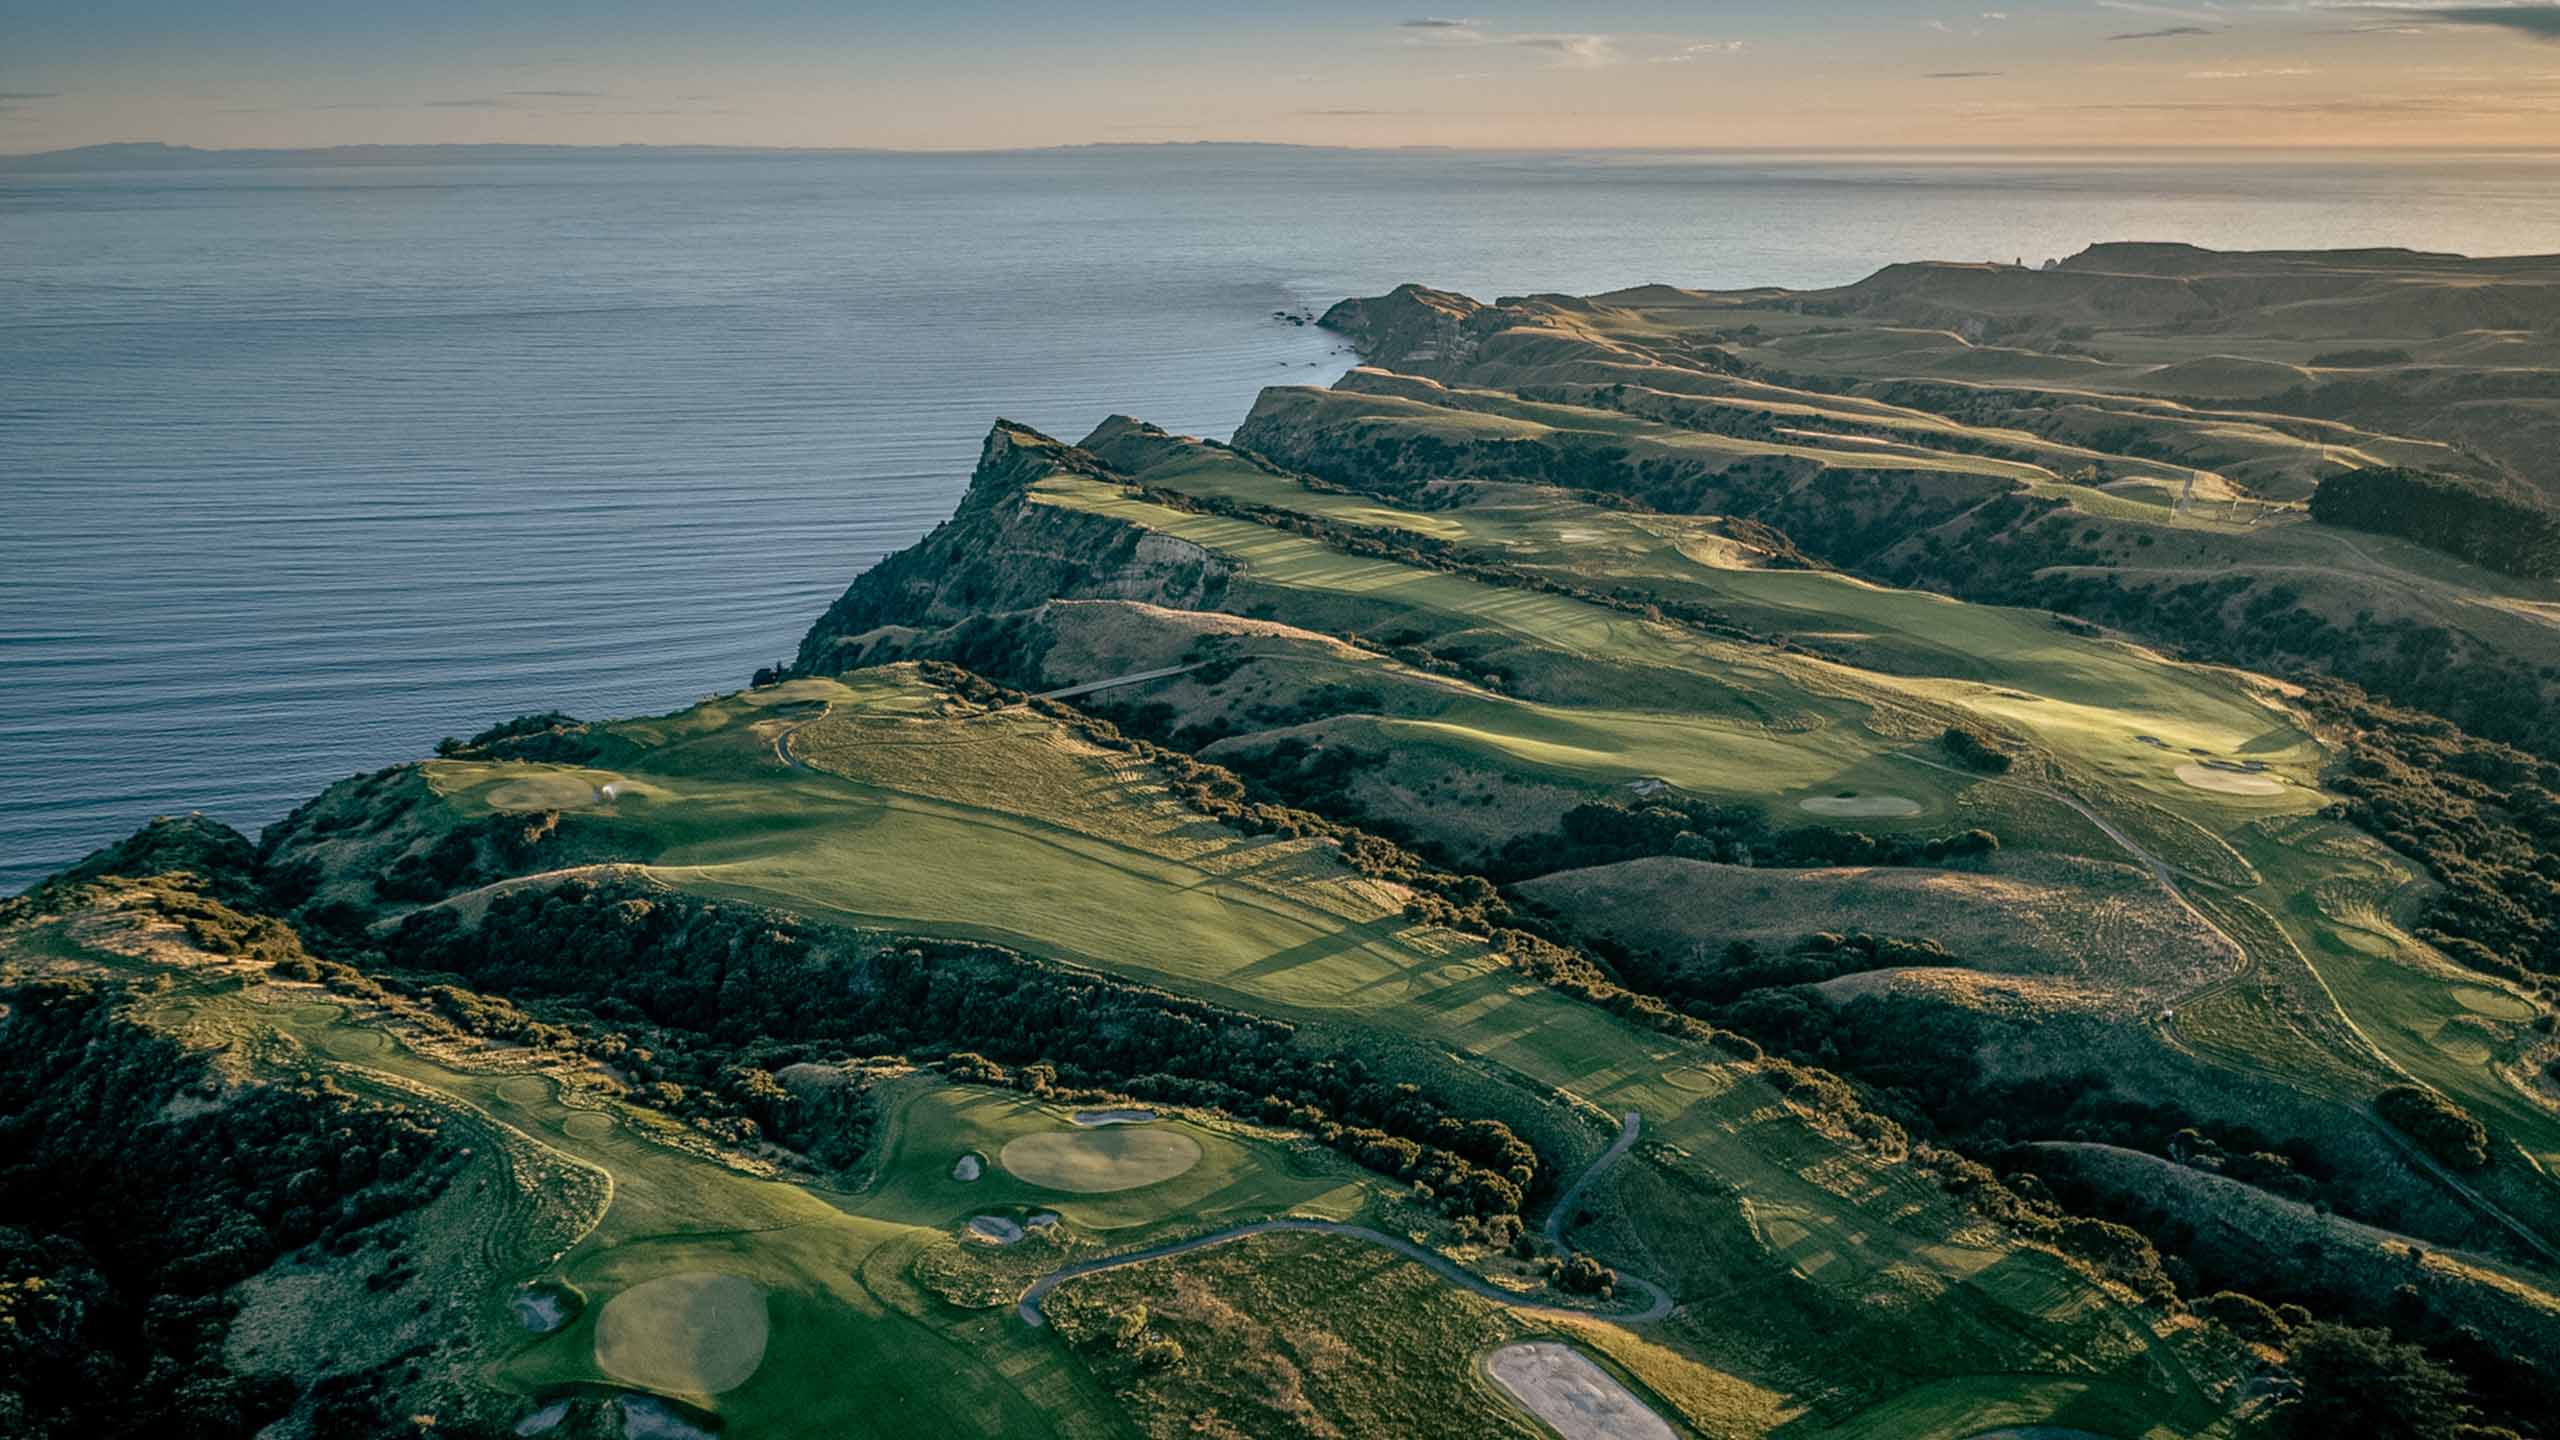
[1000,1128,1203,1193]
[2175,763,2286,796]
[512,1401,571,1437]
[1799,793,1923,818]
[968,1216,1026,1244]
[1070,1108,1157,1127]
[594,1272,770,1396]
[1485,1341,1675,1440]
[617,1395,720,1440]
[952,1152,984,1182]
[511,1284,577,1335]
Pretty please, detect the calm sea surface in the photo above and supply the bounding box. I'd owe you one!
[6,147,2557,889]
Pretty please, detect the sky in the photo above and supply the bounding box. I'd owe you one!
[3,1,2558,153]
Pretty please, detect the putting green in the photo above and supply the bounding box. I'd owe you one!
[2174,763,2286,796]
[998,1127,1204,1193]
[593,1272,770,1396]
[487,773,605,811]
[2452,986,2537,1022]
[563,1111,617,1140]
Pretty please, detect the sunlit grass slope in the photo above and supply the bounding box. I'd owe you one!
[399,668,2214,1435]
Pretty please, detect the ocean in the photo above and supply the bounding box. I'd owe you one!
[5,146,2556,890]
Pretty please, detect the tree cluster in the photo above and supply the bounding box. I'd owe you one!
[2303,679,2560,981]
[2308,467,2560,581]
[1937,725,2014,774]
[1490,796,1996,882]
[2374,1086,2492,1172]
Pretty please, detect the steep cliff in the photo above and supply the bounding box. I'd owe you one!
[791,420,1235,673]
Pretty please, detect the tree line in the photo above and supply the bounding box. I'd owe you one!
[387,879,1542,1218]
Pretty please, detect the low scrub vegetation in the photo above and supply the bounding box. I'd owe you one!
[0,974,459,1439]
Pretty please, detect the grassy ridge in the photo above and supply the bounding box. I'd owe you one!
[383,667,2214,1434]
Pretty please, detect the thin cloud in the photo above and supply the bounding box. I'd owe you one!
[504,89,607,98]
[424,97,503,108]
[2097,0,2225,20]
[1925,69,2006,77]
[2303,1,2560,40]
[1395,19,1622,66]
[2108,24,2216,37]
[1299,107,1401,115]
[2404,4,2560,39]
[1508,33,1620,66]
[2187,66,2316,77]
[0,91,61,101]
[1648,40,1746,62]
[2075,92,2559,113]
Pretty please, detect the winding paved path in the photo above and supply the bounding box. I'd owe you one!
[1017,1111,1671,1329]
[1545,1111,1643,1250]
[1032,663,1205,702]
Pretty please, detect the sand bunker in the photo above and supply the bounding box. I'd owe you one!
[1799,793,1923,818]
[969,1216,1026,1244]
[1070,1108,1158,1126]
[1485,1341,1676,1440]
[511,1284,579,1335]
[594,1272,770,1396]
[2175,763,2286,796]
[512,1401,571,1436]
[1000,1128,1203,1193]
[952,1153,984,1182]
[617,1395,720,1440]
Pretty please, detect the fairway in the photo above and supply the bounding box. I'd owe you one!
[999,1128,1205,1193]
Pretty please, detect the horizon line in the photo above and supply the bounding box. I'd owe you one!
[11,138,2560,164]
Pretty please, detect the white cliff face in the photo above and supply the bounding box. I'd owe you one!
[1095,531,1228,608]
